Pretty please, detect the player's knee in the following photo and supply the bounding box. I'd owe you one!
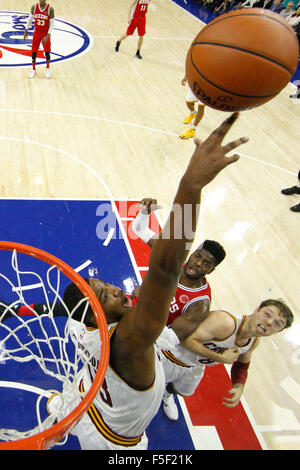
[45,52,51,62]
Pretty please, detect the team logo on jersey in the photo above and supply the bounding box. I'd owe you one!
[179,294,189,304]
[0,11,93,68]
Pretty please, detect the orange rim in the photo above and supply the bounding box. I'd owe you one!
[0,241,109,450]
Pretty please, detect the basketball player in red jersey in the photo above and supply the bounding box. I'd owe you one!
[132,198,225,330]
[23,1,55,79]
[115,0,151,59]
[132,197,226,419]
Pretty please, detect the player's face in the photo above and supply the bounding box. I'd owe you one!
[89,278,132,320]
[251,305,287,336]
[39,0,47,7]
[184,248,216,279]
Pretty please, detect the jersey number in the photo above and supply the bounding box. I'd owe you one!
[169,297,179,314]
[99,378,113,407]
[36,19,45,26]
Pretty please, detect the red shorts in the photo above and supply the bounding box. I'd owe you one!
[126,16,146,36]
[32,31,51,53]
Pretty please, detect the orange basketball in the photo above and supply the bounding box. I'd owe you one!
[185,8,299,111]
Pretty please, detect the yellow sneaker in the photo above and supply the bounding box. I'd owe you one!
[180,128,195,139]
[183,112,196,124]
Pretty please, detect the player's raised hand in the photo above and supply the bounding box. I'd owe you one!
[139,198,162,215]
[222,383,244,408]
[186,112,249,187]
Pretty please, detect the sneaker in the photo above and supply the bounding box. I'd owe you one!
[290,202,300,212]
[183,112,196,124]
[28,70,36,79]
[115,41,120,52]
[45,68,51,79]
[180,128,195,139]
[136,50,142,59]
[162,393,179,421]
[281,185,300,195]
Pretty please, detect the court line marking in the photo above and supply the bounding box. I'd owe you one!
[0,380,53,398]
[93,35,194,40]
[0,109,297,175]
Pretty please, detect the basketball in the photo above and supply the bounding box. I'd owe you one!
[185,8,299,112]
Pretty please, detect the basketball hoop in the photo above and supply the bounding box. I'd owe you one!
[0,241,109,450]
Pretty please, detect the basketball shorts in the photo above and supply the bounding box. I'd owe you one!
[32,31,51,53]
[126,16,146,36]
[186,85,204,106]
[47,391,149,450]
[161,353,205,396]
[71,413,149,450]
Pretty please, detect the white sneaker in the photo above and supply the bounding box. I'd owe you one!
[162,392,179,421]
[45,68,51,79]
[28,70,36,79]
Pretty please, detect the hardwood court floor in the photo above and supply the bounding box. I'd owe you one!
[0,0,299,450]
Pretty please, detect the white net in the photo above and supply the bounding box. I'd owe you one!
[0,249,102,445]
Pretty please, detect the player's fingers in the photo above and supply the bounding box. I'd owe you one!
[207,112,239,145]
[139,198,150,205]
[222,136,249,154]
[222,400,236,408]
[151,204,163,211]
[222,154,240,168]
[193,138,202,147]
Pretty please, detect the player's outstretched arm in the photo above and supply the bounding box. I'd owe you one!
[119,113,249,352]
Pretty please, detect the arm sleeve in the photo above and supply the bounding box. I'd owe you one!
[48,18,55,34]
[25,13,33,30]
[132,210,156,244]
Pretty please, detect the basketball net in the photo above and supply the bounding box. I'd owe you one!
[0,242,109,450]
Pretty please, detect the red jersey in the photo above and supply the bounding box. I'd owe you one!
[130,0,151,19]
[166,279,211,326]
[34,2,51,35]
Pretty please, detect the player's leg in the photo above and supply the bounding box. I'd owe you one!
[181,87,205,139]
[115,32,128,52]
[115,17,138,52]
[43,36,51,78]
[162,365,205,421]
[136,17,146,59]
[136,36,143,59]
[29,33,41,78]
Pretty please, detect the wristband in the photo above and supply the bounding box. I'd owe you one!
[231,360,250,385]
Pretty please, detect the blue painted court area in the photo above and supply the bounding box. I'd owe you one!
[0,198,195,450]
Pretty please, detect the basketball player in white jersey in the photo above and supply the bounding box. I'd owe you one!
[158,298,294,419]
[47,113,249,449]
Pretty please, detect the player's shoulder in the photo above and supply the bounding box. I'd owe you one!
[207,309,237,335]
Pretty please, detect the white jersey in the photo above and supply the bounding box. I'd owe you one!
[70,321,165,448]
[160,311,258,368]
